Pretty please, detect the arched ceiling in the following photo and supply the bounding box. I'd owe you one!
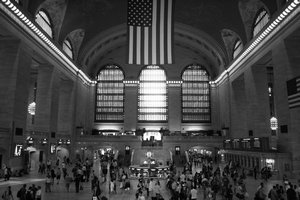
[26,0,279,79]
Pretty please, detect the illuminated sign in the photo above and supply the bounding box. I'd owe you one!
[14,144,23,156]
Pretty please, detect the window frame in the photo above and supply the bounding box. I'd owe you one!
[35,9,53,38]
[232,39,243,59]
[62,38,74,59]
[138,65,168,123]
[95,64,125,122]
[252,8,270,37]
[181,64,211,123]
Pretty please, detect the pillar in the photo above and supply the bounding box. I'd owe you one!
[0,38,31,166]
[167,82,181,132]
[124,82,138,131]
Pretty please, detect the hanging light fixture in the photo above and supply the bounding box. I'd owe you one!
[28,102,36,115]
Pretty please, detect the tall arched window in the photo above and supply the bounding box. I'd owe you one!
[253,9,270,37]
[182,64,210,122]
[95,65,124,122]
[138,65,167,122]
[35,10,53,38]
[63,39,73,59]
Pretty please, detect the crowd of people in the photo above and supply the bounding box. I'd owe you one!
[2,152,300,200]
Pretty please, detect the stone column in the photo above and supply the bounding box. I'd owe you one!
[218,79,231,132]
[0,38,31,165]
[124,81,138,131]
[210,85,219,131]
[57,80,75,136]
[230,74,247,138]
[167,82,181,132]
[244,66,270,137]
[34,64,61,159]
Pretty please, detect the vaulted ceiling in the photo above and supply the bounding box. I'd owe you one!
[23,0,281,79]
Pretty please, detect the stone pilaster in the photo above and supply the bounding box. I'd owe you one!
[230,74,247,138]
[0,38,31,165]
[244,66,270,137]
[34,65,60,134]
[57,80,75,135]
[167,82,181,132]
[124,81,138,131]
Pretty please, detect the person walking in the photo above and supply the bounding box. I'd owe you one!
[286,183,297,200]
[253,165,258,180]
[190,186,197,200]
[2,186,14,200]
[45,174,52,192]
[268,185,279,200]
[255,182,267,200]
[35,186,42,200]
[16,184,27,200]
[74,173,81,193]
[65,173,73,192]
[56,167,61,184]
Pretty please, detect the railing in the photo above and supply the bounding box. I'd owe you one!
[141,140,163,147]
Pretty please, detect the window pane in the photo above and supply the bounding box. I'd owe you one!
[35,11,53,38]
[138,65,167,122]
[233,39,243,59]
[182,64,211,122]
[95,65,124,122]
[63,39,73,59]
[253,9,270,37]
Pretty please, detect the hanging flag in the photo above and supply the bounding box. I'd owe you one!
[287,76,300,109]
[127,0,174,65]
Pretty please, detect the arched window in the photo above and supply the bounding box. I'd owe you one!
[35,10,53,38]
[253,9,270,37]
[63,39,73,59]
[182,64,210,122]
[138,65,167,122]
[95,65,124,122]
[233,39,243,59]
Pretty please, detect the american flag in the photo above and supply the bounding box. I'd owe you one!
[127,0,174,65]
[287,76,300,109]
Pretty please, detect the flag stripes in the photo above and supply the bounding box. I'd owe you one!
[287,76,300,109]
[127,0,173,65]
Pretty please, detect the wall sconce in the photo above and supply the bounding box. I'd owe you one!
[57,139,63,145]
[26,136,34,144]
[41,138,48,144]
[270,117,278,130]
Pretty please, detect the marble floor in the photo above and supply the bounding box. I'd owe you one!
[0,162,299,200]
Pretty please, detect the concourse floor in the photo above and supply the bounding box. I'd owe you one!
[0,162,298,200]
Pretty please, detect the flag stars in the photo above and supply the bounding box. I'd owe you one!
[127,0,152,27]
